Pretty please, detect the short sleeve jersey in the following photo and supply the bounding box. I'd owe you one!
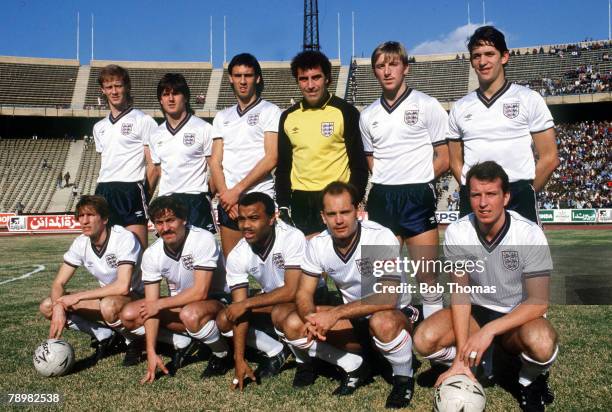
[212,98,281,197]
[302,220,410,306]
[93,107,157,183]
[225,221,320,292]
[63,225,143,293]
[149,114,213,196]
[141,227,222,296]
[447,82,554,184]
[443,210,553,313]
[360,88,448,184]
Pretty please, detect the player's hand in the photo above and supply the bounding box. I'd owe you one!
[49,304,67,339]
[228,204,239,220]
[220,188,241,210]
[231,358,256,391]
[305,311,338,340]
[140,352,168,384]
[461,327,494,368]
[56,294,79,309]
[278,207,295,227]
[226,302,248,322]
[139,300,160,321]
[434,358,477,387]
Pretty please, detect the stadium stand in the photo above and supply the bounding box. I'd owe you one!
[538,120,611,209]
[347,56,470,107]
[84,60,212,110]
[64,142,101,212]
[0,138,71,213]
[216,60,341,110]
[505,41,612,96]
[0,56,79,108]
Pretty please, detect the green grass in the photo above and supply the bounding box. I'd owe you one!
[0,231,610,411]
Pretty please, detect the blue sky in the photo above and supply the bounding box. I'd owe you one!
[1,0,610,65]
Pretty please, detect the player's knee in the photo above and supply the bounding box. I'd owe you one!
[119,302,139,325]
[282,312,305,340]
[369,311,402,342]
[39,297,53,319]
[270,304,290,328]
[179,306,201,331]
[413,323,437,356]
[99,297,122,323]
[520,323,558,361]
[215,308,232,333]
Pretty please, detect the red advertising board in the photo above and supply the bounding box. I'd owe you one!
[8,214,81,233]
[0,212,16,228]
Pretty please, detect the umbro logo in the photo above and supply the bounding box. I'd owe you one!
[372,121,379,128]
[291,127,299,133]
[464,113,473,121]
[347,377,359,387]
[223,121,230,126]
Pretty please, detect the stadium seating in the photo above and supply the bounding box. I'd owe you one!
[0,57,79,108]
[348,58,470,107]
[0,139,70,213]
[84,61,212,110]
[64,143,101,212]
[216,62,341,110]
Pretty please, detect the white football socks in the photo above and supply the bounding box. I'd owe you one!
[247,328,284,357]
[519,346,558,387]
[424,346,457,367]
[67,314,113,341]
[187,320,229,358]
[373,329,414,377]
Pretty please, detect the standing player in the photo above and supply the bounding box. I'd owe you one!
[119,195,230,383]
[216,192,324,389]
[93,65,158,248]
[447,26,559,223]
[275,51,368,237]
[210,53,280,256]
[413,161,558,412]
[280,182,418,409]
[39,195,143,366]
[359,41,449,319]
[148,73,216,233]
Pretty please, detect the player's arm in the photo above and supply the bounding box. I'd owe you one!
[156,269,213,312]
[432,143,450,178]
[209,139,228,198]
[462,275,550,367]
[448,140,463,184]
[48,263,77,339]
[532,128,559,192]
[144,146,160,197]
[141,281,169,383]
[223,131,278,209]
[365,155,374,173]
[295,272,320,321]
[235,268,300,316]
[274,112,292,208]
[343,105,369,202]
[228,286,256,390]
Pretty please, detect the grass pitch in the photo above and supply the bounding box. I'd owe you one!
[0,230,610,411]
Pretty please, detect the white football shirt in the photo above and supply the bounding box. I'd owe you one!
[360,88,448,184]
[63,225,143,293]
[93,107,157,183]
[447,82,554,184]
[141,227,223,296]
[149,114,213,196]
[443,210,553,313]
[212,98,281,197]
[226,220,315,293]
[302,220,411,306]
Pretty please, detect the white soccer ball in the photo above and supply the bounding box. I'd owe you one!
[33,339,75,377]
[433,374,486,412]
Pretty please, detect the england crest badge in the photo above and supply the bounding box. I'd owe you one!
[502,103,520,119]
[321,122,334,137]
[404,110,419,126]
[501,250,520,271]
[183,133,195,146]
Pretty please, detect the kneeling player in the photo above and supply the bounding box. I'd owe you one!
[216,192,327,389]
[39,195,143,365]
[413,161,558,412]
[280,182,418,408]
[119,195,230,383]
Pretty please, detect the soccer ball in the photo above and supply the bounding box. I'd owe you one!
[33,339,75,377]
[433,374,486,412]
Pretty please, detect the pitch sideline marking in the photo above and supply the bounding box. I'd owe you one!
[0,265,46,285]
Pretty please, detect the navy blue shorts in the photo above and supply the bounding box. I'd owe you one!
[217,203,239,231]
[170,192,216,233]
[367,183,438,238]
[459,180,538,224]
[95,181,148,226]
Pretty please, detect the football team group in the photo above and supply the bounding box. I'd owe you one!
[39,26,560,411]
